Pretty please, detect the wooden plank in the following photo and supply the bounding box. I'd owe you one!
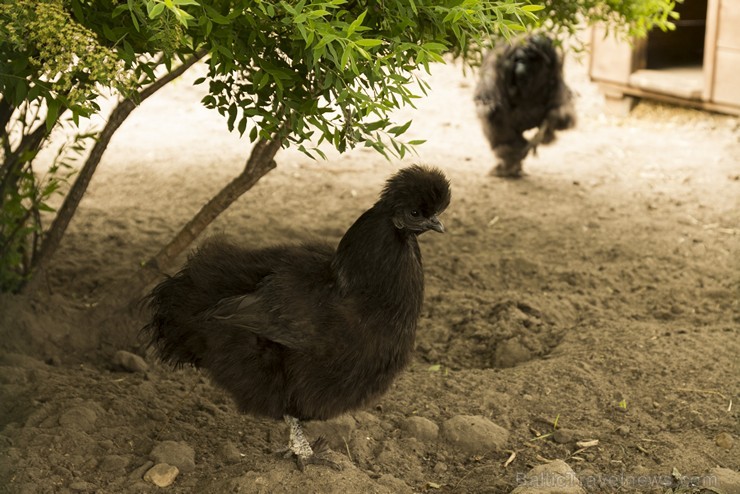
[703,0,720,101]
[597,82,740,116]
[629,67,704,100]
[717,0,740,49]
[712,48,740,106]
[589,26,636,85]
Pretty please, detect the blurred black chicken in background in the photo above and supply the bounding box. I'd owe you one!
[142,165,451,470]
[475,33,576,177]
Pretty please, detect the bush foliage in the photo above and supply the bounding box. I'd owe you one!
[1,0,678,292]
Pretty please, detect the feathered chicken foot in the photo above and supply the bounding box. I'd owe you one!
[276,415,343,471]
[524,120,553,158]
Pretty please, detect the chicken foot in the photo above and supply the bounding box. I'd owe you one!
[277,415,343,471]
[523,119,554,158]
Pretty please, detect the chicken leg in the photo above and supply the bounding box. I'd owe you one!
[279,415,343,471]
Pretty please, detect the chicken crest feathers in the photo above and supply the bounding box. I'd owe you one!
[378,165,451,215]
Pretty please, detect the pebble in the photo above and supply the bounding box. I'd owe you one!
[511,460,585,494]
[353,411,378,424]
[112,350,149,373]
[150,441,195,472]
[440,415,509,454]
[98,454,130,472]
[493,338,532,368]
[128,461,154,481]
[552,429,575,444]
[715,432,734,450]
[98,439,114,451]
[58,406,97,432]
[68,481,98,492]
[433,461,448,473]
[615,425,630,436]
[218,441,242,464]
[401,416,439,442]
[144,463,179,487]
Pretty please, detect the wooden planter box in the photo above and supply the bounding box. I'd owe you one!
[589,0,740,116]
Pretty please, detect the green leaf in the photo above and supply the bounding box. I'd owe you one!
[148,2,165,18]
[387,120,412,136]
[354,38,382,47]
[421,42,447,52]
[347,10,367,36]
[307,9,330,19]
[203,4,230,24]
[408,0,417,15]
[46,99,61,132]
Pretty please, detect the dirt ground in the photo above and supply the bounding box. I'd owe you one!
[1,47,738,494]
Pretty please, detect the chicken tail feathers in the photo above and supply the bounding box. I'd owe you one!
[140,272,207,368]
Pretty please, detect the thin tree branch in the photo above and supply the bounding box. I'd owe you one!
[146,133,283,275]
[23,49,208,292]
[0,98,13,142]
[104,127,284,309]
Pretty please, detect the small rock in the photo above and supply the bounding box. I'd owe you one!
[511,460,585,494]
[98,439,114,451]
[615,425,630,436]
[353,411,378,424]
[715,432,734,450]
[128,461,154,481]
[98,454,130,472]
[82,457,99,470]
[144,463,179,488]
[707,467,740,494]
[68,481,97,492]
[552,428,575,444]
[112,350,149,373]
[218,441,242,464]
[401,416,439,442]
[441,415,509,454]
[433,461,448,473]
[58,406,97,432]
[150,441,195,473]
[493,338,532,368]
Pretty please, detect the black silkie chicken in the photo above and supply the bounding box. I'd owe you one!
[474,34,576,177]
[142,165,451,469]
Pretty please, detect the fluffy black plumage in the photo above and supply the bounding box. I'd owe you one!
[475,34,576,177]
[142,165,450,468]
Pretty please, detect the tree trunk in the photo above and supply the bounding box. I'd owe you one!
[23,50,207,293]
[90,133,281,356]
[116,134,282,304]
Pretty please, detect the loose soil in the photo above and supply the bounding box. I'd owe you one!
[1,50,738,494]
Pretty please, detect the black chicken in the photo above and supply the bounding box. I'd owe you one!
[474,34,576,177]
[142,165,451,469]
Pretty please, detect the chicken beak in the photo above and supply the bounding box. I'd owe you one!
[427,216,445,233]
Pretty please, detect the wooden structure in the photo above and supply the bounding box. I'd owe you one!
[589,0,740,116]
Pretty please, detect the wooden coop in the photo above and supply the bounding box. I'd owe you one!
[589,0,740,116]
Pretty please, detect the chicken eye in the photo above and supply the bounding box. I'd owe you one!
[410,210,420,218]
